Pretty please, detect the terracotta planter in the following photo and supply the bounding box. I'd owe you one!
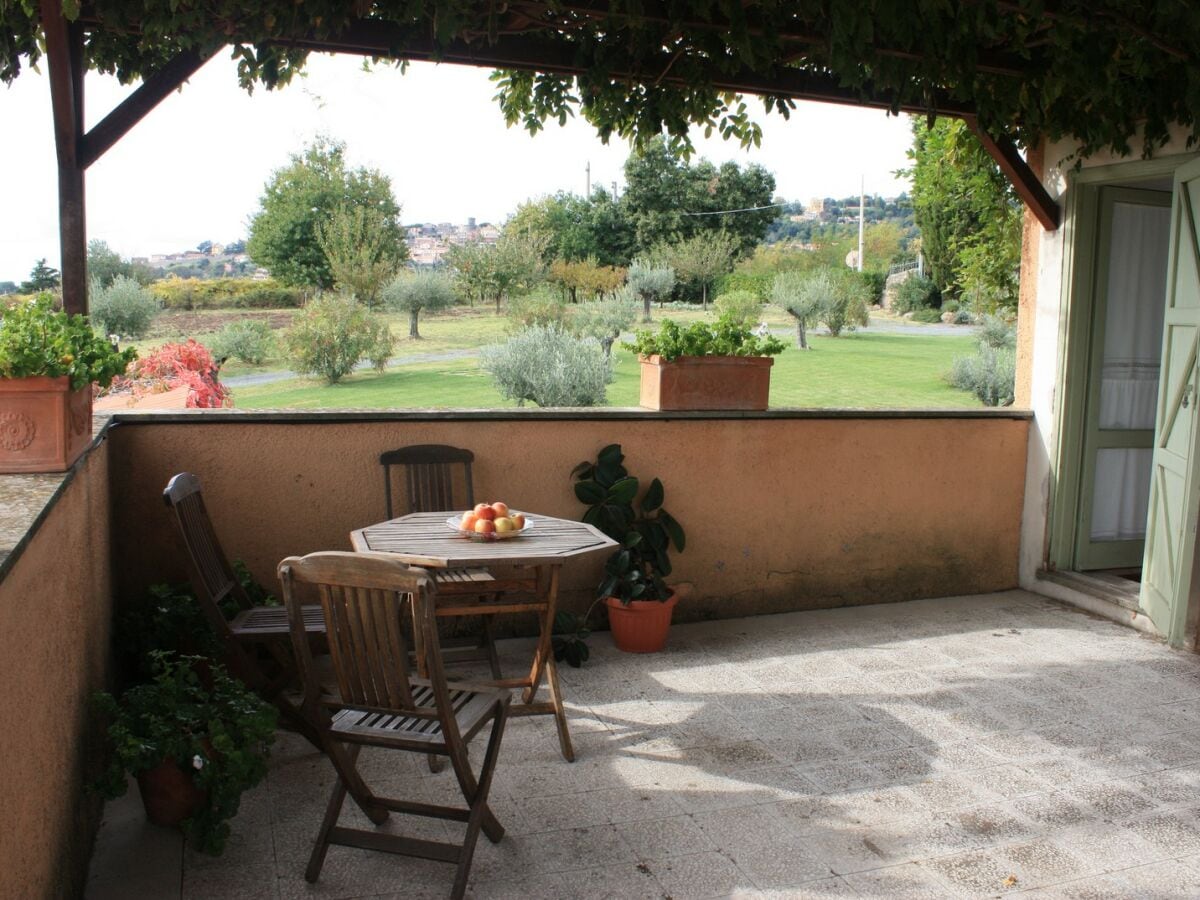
[638,354,774,411]
[605,592,679,653]
[136,758,207,827]
[0,376,92,473]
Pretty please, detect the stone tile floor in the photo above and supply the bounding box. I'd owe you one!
[86,591,1200,899]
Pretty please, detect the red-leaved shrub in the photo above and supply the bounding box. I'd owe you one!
[109,339,231,408]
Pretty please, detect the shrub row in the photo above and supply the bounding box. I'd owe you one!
[149,277,304,310]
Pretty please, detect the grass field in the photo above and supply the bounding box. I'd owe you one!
[233,329,982,410]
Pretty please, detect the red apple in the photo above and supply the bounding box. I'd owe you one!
[475,506,496,521]
[491,501,509,517]
[474,519,496,534]
[461,512,478,531]
[510,513,526,530]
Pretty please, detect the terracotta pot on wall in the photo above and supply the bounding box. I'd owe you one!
[136,758,207,827]
[638,355,774,411]
[605,592,679,653]
[0,376,92,473]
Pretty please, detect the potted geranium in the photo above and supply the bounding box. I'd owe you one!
[567,443,686,654]
[625,313,786,410]
[93,651,277,855]
[0,293,136,472]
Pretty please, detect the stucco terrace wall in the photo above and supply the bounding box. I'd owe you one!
[107,411,1030,625]
[0,439,112,899]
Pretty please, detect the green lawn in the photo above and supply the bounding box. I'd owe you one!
[233,330,982,410]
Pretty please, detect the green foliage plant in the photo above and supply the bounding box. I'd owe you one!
[284,293,379,383]
[89,274,160,339]
[626,313,785,361]
[20,258,59,293]
[365,316,396,374]
[480,324,611,407]
[772,269,829,349]
[553,444,686,667]
[713,289,763,328]
[948,343,1016,406]
[93,652,277,855]
[977,314,1016,349]
[898,118,1020,308]
[150,277,304,311]
[657,230,739,308]
[247,137,404,289]
[384,270,459,338]
[912,308,945,324]
[820,271,871,337]
[316,204,405,308]
[8,6,1197,165]
[209,319,276,365]
[0,293,136,388]
[504,286,569,330]
[893,275,941,314]
[571,288,639,357]
[626,258,676,321]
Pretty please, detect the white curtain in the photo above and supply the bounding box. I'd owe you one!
[1091,201,1170,542]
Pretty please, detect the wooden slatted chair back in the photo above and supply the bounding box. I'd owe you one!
[277,551,460,741]
[380,444,475,518]
[163,472,252,634]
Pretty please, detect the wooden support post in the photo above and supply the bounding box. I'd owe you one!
[41,1,87,315]
[964,116,1060,232]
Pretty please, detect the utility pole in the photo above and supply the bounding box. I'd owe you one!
[857,175,865,272]
[585,161,590,198]
[611,180,618,200]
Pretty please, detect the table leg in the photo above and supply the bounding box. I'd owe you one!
[545,653,575,762]
[523,565,558,705]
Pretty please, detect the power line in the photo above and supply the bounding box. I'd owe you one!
[680,202,787,216]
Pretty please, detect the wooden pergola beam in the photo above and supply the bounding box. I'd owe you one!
[40,0,86,315]
[79,49,216,170]
[275,21,979,119]
[964,116,1061,231]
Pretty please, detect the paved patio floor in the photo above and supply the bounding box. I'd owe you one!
[86,591,1200,899]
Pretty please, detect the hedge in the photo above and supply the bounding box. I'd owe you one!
[149,277,305,310]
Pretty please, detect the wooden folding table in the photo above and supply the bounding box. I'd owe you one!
[350,511,616,761]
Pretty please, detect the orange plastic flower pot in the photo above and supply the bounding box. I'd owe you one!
[605,592,679,653]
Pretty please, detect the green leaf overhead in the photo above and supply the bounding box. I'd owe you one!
[7,2,1199,160]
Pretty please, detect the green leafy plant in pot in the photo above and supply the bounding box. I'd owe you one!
[93,651,277,855]
[554,443,686,662]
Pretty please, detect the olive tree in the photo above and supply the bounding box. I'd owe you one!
[772,269,832,350]
[384,271,458,338]
[571,287,639,357]
[626,259,676,322]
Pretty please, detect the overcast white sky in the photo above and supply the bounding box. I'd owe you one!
[0,53,915,283]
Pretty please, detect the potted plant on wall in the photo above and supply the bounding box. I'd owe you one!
[0,293,136,473]
[625,313,786,411]
[93,651,277,855]
[568,443,686,654]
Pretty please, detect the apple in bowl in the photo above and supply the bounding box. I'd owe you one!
[454,502,527,539]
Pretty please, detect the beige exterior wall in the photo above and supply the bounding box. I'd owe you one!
[106,414,1029,624]
[1018,126,1199,597]
[0,442,113,899]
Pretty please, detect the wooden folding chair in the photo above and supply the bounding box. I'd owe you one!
[278,551,509,900]
[381,445,538,678]
[163,472,324,749]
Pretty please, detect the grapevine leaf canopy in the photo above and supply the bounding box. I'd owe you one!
[2,2,1198,160]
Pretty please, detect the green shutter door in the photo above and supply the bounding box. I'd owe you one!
[1141,159,1200,644]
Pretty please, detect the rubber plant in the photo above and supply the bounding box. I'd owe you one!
[553,443,685,666]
